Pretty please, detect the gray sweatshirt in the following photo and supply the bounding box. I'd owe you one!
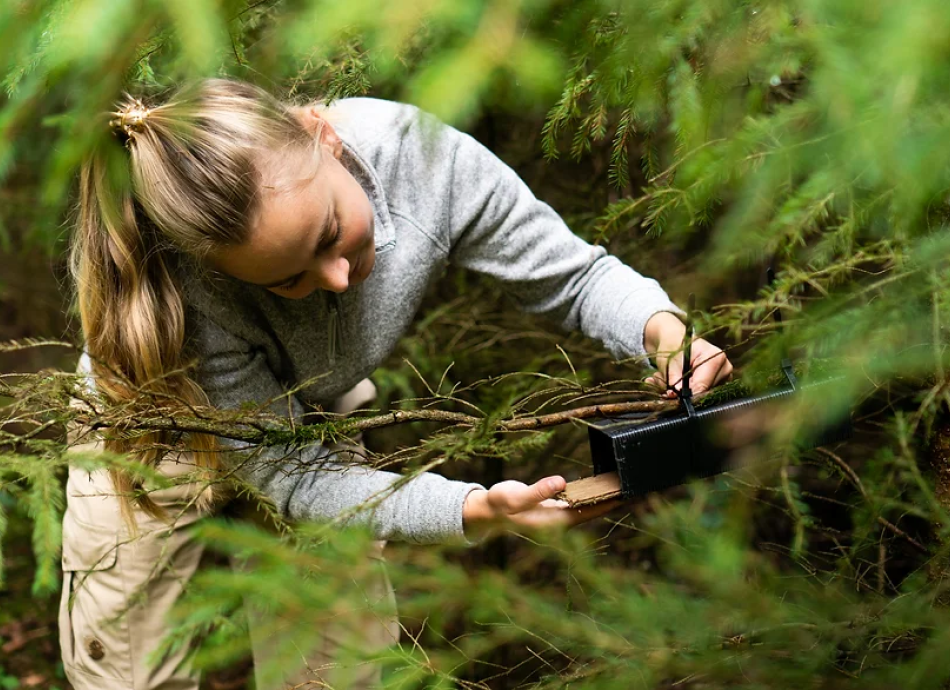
[84,98,682,545]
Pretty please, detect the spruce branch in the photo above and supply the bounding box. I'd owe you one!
[0,347,673,455]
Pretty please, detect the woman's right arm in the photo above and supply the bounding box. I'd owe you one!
[189,313,485,544]
[190,313,618,543]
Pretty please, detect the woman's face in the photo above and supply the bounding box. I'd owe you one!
[212,116,376,299]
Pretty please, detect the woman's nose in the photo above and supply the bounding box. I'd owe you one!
[315,256,350,293]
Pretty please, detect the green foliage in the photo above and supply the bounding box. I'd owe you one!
[6,0,950,686]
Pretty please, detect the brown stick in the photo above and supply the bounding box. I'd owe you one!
[68,400,671,444]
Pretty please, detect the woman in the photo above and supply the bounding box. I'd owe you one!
[62,78,732,689]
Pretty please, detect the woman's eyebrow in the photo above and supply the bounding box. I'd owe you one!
[256,201,334,288]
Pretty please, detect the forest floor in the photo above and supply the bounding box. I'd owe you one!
[0,509,70,690]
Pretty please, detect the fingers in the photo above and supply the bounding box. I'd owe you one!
[483,476,623,532]
[643,353,683,398]
[488,476,566,515]
[664,350,684,397]
[688,342,733,394]
[647,339,734,397]
[564,498,624,526]
[643,374,668,395]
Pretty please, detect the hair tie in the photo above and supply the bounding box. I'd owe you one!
[110,97,151,145]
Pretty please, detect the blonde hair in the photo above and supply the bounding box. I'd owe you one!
[70,79,322,521]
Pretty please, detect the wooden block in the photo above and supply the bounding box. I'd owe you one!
[558,472,621,507]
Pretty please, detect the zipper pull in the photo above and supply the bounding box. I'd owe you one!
[326,292,346,365]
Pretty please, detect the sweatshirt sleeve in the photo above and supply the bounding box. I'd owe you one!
[436,122,683,360]
[187,313,484,544]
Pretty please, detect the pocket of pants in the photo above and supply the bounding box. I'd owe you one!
[60,511,134,681]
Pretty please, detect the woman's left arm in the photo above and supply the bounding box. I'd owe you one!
[430,119,731,386]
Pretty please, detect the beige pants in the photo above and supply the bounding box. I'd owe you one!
[59,380,400,689]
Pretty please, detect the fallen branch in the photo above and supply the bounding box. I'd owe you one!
[64,399,672,445]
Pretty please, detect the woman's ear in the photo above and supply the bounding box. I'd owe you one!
[289,104,342,159]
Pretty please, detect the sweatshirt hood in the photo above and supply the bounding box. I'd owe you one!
[339,140,396,255]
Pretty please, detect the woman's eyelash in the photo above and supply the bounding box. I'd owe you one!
[320,218,341,249]
[274,218,340,291]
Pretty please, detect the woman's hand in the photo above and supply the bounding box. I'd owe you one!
[462,476,620,541]
[643,311,733,398]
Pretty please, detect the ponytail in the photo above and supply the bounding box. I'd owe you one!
[69,80,309,522]
[72,140,220,523]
